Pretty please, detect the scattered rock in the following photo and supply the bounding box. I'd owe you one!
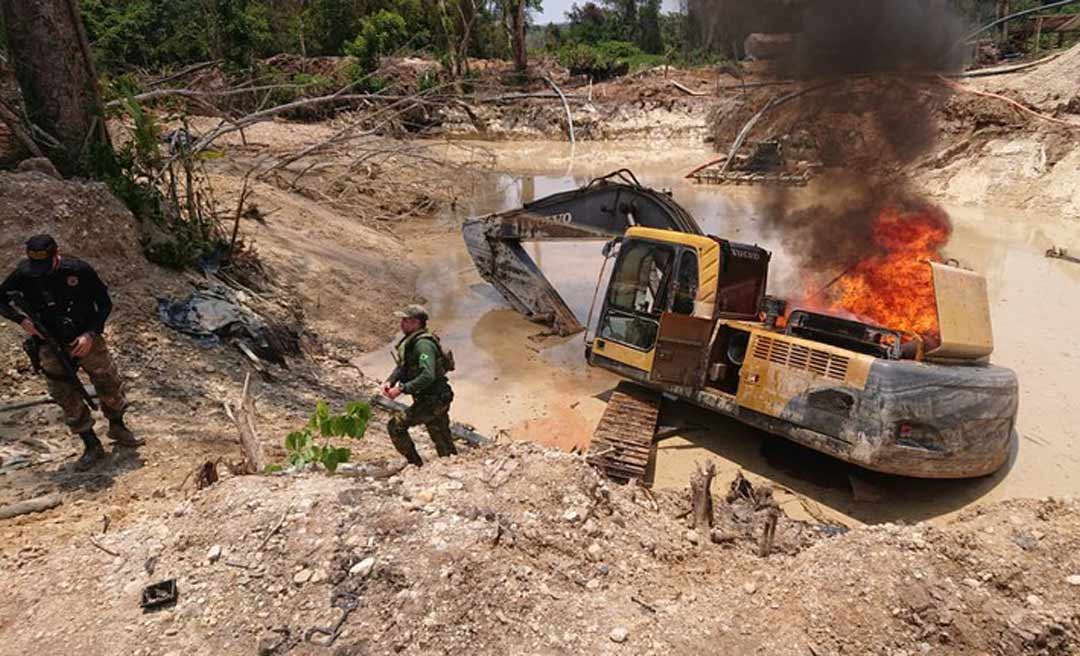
[415,489,436,504]
[350,557,376,578]
[685,529,700,545]
[207,545,222,563]
[609,627,629,643]
[563,509,580,522]
[1066,574,1080,586]
[743,582,757,595]
[293,568,313,585]
[586,543,603,562]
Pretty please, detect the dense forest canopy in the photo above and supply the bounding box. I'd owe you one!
[1,0,1077,77]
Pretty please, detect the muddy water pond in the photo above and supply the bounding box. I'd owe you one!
[356,140,1080,526]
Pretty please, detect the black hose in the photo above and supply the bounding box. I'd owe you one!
[963,0,1080,42]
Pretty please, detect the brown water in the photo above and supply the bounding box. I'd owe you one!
[356,140,1080,526]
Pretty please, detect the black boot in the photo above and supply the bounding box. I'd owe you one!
[107,417,144,447]
[75,431,106,471]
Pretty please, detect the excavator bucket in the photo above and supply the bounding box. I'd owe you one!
[462,171,703,336]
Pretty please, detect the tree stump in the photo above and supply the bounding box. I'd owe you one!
[755,485,780,557]
[223,373,267,475]
[689,462,717,530]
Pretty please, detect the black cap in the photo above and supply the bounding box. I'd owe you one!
[25,234,58,277]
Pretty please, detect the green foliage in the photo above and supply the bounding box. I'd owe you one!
[344,10,410,72]
[556,40,660,77]
[418,70,439,93]
[214,0,273,69]
[99,87,229,269]
[282,400,372,472]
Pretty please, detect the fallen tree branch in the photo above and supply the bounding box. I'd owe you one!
[951,52,1063,79]
[542,75,576,146]
[670,80,706,96]
[0,98,45,158]
[0,494,62,520]
[88,535,121,557]
[255,509,289,553]
[147,59,223,88]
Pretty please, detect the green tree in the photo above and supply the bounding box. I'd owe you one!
[638,0,661,54]
[344,9,410,71]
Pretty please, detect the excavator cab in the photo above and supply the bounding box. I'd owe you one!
[588,227,770,386]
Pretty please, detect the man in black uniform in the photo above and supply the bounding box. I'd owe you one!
[0,234,142,470]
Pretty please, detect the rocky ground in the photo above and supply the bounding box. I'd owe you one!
[2,439,1079,656]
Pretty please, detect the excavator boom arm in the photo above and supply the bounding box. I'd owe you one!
[463,171,703,335]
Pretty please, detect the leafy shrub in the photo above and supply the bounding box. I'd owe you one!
[556,40,648,79]
[280,401,372,472]
[344,10,410,73]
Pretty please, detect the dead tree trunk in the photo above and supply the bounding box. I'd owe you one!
[0,0,113,177]
[511,0,527,73]
[689,462,717,529]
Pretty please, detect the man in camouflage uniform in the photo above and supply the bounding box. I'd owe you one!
[0,234,142,471]
[382,304,456,467]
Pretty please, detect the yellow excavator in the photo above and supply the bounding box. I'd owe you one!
[463,171,1018,484]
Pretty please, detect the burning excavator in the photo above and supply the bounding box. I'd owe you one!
[463,171,1018,483]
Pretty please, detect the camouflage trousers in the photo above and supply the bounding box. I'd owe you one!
[39,335,127,434]
[387,392,456,466]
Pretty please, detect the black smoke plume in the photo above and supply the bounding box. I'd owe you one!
[708,0,970,283]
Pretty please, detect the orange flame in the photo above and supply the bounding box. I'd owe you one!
[793,205,951,340]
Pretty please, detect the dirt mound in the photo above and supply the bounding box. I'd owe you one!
[973,44,1080,114]
[0,170,147,282]
[2,437,1077,656]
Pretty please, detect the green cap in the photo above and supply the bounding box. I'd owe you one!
[394,304,429,321]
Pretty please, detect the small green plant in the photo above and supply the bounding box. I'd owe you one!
[280,400,371,472]
[418,70,439,93]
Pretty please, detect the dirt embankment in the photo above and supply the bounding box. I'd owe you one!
[3,438,1079,656]
[0,162,420,506]
[437,67,728,142]
[705,45,1080,217]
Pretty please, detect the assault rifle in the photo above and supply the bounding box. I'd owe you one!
[6,292,97,412]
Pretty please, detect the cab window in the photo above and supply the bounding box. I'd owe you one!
[599,241,675,350]
[672,250,698,315]
[606,241,674,315]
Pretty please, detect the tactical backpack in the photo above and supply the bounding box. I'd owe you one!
[414,331,455,376]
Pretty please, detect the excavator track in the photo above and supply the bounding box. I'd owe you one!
[587,382,661,486]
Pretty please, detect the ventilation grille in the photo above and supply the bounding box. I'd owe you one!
[752,335,850,381]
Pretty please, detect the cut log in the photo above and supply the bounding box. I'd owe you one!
[689,462,717,530]
[223,373,267,474]
[0,493,62,520]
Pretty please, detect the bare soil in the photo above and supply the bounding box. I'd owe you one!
[3,439,1079,656]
